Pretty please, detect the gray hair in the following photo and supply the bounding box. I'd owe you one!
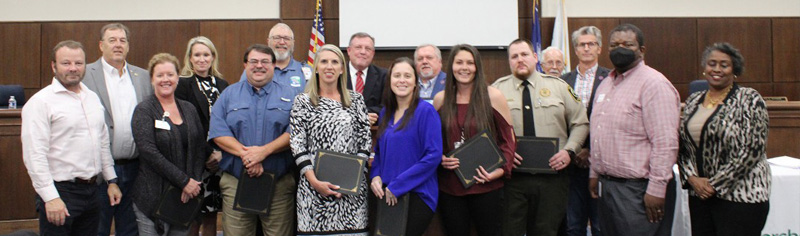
[269,23,295,38]
[349,32,375,45]
[414,44,442,60]
[541,46,563,60]
[701,42,745,76]
[571,26,602,48]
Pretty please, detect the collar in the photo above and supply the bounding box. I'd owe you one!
[51,78,86,94]
[349,63,369,77]
[609,60,645,82]
[244,79,274,96]
[100,57,128,76]
[513,72,543,90]
[279,59,300,71]
[576,63,598,78]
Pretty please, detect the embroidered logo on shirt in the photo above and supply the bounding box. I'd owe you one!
[290,76,302,87]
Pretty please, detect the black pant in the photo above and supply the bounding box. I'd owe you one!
[36,181,101,236]
[439,189,504,236]
[689,196,769,236]
[405,192,435,236]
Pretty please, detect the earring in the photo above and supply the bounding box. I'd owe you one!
[702,72,706,76]
[734,75,738,79]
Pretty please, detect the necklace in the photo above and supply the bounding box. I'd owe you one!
[705,84,733,108]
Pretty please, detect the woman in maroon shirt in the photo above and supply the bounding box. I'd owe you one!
[432,44,515,236]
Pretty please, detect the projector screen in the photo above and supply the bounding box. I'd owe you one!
[339,0,519,49]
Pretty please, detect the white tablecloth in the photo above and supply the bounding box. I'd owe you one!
[672,156,800,236]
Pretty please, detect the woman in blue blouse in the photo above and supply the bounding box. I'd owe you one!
[370,57,443,236]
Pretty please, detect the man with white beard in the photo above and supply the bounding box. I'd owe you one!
[542,46,566,77]
[240,23,311,94]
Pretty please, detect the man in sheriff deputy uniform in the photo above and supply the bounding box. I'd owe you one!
[491,39,589,236]
[239,23,311,94]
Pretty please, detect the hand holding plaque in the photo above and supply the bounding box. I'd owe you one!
[446,130,506,189]
[314,150,368,196]
[514,136,559,174]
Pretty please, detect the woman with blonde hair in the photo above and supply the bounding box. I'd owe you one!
[174,36,228,236]
[290,44,372,235]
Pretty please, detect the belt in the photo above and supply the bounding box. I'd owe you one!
[600,174,647,183]
[115,158,139,165]
[67,176,98,185]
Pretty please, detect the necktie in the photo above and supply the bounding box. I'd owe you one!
[522,80,536,136]
[356,70,365,94]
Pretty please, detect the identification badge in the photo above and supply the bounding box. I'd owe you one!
[155,120,170,130]
[596,94,606,103]
[301,67,312,80]
[290,76,302,87]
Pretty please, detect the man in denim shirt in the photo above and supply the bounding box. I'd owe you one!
[209,44,297,236]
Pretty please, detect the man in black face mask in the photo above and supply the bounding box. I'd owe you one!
[586,23,680,236]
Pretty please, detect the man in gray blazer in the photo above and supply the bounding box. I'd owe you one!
[559,25,610,236]
[81,23,152,236]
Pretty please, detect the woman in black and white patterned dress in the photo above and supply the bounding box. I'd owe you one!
[290,44,372,235]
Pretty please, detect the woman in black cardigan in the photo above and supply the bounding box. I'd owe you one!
[131,53,208,236]
[174,36,229,236]
[678,42,771,236]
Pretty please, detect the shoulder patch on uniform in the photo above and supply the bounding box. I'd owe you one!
[567,86,581,103]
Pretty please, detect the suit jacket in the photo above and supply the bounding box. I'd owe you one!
[82,58,153,147]
[130,95,208,217]
[175,75,230,135]
[561,65,610,150]
[347,63,387,113]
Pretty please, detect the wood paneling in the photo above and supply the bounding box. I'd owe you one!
[40,22,107,89]
[773,82,800,101]
[0,110,35,221]
[281,0,339,20]
[739,82,775,97]
[121,21,199,68]
[623,18,698,85]
[566,18,619,70]
[0,23,41,89]
[772,18,800,82]
[199,20,278,83]
[697,18,772,83]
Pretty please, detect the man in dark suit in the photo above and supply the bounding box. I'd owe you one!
[82,23,152,236]
[559,25,610,236]
[345,32,387,125]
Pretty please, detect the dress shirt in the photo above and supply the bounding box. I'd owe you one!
[574,64,598,108]
[349,63,370,91]
[239,58,310,95]
[418,71,447,103]
[208,79,296,178]
[101,58,138,159]
[22,79,117,202]
[589,61,680,198]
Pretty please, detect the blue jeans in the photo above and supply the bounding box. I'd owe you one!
[566,167,600,236]
[36,182,100,236]
[97,161,139,236]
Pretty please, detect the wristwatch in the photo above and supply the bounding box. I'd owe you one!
[107,178,119,185]
[566,150,577,161]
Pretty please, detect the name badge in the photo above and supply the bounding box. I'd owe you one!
[301,67,312,80]
[155,120,170,130]
[596,94,606,103]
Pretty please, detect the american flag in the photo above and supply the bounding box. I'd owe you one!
[531,0,543,72]
[307,0,325,66]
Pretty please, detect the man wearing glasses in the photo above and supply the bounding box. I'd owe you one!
[560,25,611,236]
[541,46,567,77]
[211,44,298,236]
[240,23,311,94]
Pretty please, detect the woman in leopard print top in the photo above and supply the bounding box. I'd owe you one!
[678,42,771,236]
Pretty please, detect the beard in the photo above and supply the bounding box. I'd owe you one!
[513,68,532,80]
[275,49,292,61]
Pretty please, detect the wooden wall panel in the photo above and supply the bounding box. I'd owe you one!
[697,18,772,83]
[0,23,41,89]
[199,20,278,83]
[772,18,800,82]
[773,82,800,101]
[739,82,775,97]
[565,18,619,70]
[281,0,339,20]
[121,21,199,69]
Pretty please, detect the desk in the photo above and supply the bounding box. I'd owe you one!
[672,157,800,235]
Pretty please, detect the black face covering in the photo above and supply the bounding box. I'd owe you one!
[609,47,637,69]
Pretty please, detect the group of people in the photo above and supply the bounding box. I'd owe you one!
[21,21,771,236]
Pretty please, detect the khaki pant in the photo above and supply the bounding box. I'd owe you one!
[220,172,295,236]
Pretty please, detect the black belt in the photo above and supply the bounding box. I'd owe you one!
[64,176,98,185]
[114,158,139,165]
[600,174,647,183]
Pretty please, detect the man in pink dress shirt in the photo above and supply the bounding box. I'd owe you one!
[588,24,680,236]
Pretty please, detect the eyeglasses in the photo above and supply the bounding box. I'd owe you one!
[578,42,598,48]
[247,59,273,66]
[543,61,564,67]
[270,36,294,42]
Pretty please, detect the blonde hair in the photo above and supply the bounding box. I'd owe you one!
[148,53,180,80]
[305,44,351,107]
[180,36,223,78]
